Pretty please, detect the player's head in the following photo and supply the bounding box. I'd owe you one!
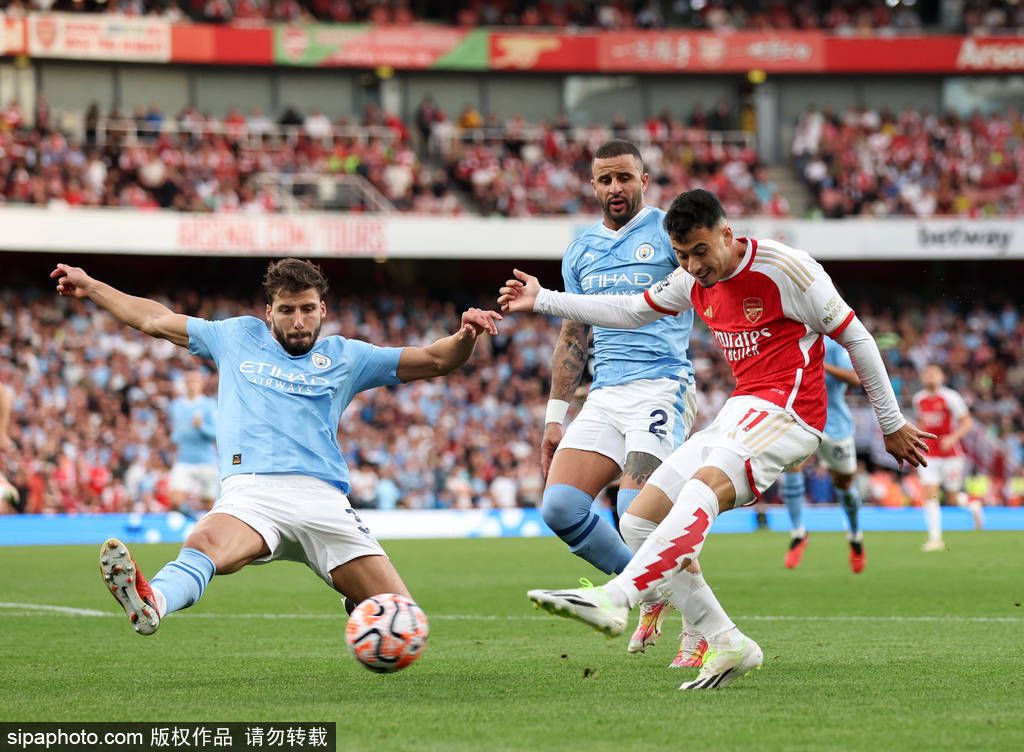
[591,140,648,229]
[263,258,329,356]
[663,189,735,288]
[921,363,946,390]
[184,370,204,398]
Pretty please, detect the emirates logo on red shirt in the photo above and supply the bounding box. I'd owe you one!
[743,297,764,324]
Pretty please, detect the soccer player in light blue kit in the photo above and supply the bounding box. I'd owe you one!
[52,258,500,636]
[780,336,866,573]
[167,370,219,513]
[540,140,733,666]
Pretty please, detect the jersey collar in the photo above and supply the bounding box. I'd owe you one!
[598,205,651,238]
[721,237,757,282]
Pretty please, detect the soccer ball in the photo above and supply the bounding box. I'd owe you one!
[345,593,429,673]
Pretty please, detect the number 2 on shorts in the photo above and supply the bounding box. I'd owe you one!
[648,409,668,438]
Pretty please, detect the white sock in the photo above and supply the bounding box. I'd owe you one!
[153,587,168,618]
[666,568,735,639]
[924,499,942,542]
[791,526,807,539]
[609,479,719,608]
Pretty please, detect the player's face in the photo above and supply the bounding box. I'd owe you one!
[266,288,326,356]
[671,222,736,288]
[921,365,944,390]
[591,155,648,229]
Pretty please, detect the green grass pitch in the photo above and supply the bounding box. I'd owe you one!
[1,531,1022,751]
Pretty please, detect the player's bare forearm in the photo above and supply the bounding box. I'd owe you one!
[824,362,860,387]
[51,264,189,347]
[548,320,590,402]
[397,308,499,382]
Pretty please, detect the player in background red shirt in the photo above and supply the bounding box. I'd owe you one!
[913,364,982,551]
[499,189,933,690]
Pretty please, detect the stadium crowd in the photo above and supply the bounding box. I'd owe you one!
[1,283,1021,515]
[4,0,1023,34]
[793,106,1024,218]
[2,98,1022,219]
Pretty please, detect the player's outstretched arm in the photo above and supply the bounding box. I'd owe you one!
[834,316,935,467]
[498,268,663,329]
[396,308,501,382]
[51,263,190,348]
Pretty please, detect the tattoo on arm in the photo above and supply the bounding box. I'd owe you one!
[549,320,590,401]
[622,452,662,488]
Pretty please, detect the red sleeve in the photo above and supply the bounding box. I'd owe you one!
[828,310,856,338]
[643,289,679,316]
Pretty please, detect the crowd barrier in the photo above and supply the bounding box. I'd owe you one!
[0,506,1021,546]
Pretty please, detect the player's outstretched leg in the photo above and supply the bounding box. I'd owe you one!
[542,484,632,574]
[679,630,763,690]
[782,470,808,569]
[527,580,629,638]
[100,538,160,635]
[617,497,673,654]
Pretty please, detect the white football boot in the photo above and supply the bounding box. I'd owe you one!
[528,580,628,638]
[100,538,160,635]
[679,629,762,690]
[627,599,671,653]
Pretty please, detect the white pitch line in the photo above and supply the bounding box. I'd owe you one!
[0,602,1021,624]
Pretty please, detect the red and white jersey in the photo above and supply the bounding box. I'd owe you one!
[912,386,969,458]
[643,237,855,434]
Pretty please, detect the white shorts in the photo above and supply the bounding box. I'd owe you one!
[169,462,220,500]
[917,456,965,492]
[817,435,857,476]
[648,395,820,507]
[559,378,698,467]
[211,474,386,586]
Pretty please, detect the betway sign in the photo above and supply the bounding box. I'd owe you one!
[0,207,1020,260]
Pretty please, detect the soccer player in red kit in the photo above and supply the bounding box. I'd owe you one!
[499,189,933,690]
[913,364,982,551]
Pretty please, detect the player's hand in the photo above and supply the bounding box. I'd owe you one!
[50,263,94,298]
[540,422,563,480]
[459,308,501,338]
[498,269,542,313]
[884,421,936,469]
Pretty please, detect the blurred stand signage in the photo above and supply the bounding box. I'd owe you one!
[26,13,170,62]
[272,24,487,69]
[0,207,1020,260]
[1,16,1023,72]
[490,31,825,72]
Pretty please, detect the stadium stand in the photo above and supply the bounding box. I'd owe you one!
[1,283,1021,514]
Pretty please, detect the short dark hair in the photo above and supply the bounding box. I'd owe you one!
[263,258,329,303]
[663,189,726,241]
[593,139,644,172]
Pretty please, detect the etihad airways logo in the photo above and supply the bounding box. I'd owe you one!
[581,272,654,292]
[711,328,773,362]
[239,361,330,394]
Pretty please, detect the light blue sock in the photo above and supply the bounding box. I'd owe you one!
[542,484,632,574]
[781,470,806,533]
[150,547,216,615]
[836,486,862,536]
[616,488,641,519]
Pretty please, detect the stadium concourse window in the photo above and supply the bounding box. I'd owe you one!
[1,254,1022,515]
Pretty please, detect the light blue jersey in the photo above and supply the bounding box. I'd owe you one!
[824,337,855,440]
[186,316,402,493]
[168,395,218,465]
[563,206,694,390]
